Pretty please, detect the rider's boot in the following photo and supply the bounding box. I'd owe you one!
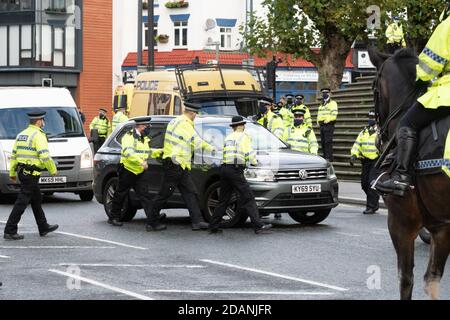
[375,127,416,197]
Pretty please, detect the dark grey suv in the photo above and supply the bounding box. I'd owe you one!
[93,115,339,227]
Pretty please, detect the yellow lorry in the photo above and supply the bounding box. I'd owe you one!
[128,65,268,118]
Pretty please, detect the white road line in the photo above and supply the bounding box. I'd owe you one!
[335,232,361,237]
[145,289,334,296]
[201,259,348,292]
[57,263,206,268]
[49,269,153,300]
[0,246,115,249]
[0,255,10,259]
[55,231,148,251]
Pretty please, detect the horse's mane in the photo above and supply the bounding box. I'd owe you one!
[392,48,418,62]
[389,48,418,84]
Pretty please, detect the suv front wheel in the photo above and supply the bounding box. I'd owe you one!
[103,177,137,222]
[203,181,248,228]
[288,209,331,225]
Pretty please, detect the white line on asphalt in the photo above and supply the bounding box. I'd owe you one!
[57,263,206,268]
[145,289,334,296]
[55,231,148,250]
[335,232,361,237]
[49,269,153,300]
[0,255,10,259]
[0,246,115,249]
[200,259,349,292]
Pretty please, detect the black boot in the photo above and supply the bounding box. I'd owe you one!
[375,127,416,197]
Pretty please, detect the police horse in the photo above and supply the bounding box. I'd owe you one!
[369,48,450,300]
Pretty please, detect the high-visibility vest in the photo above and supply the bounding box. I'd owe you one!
[443,129,450,178]
[417,15,450,110]
[317,99,338,124]
[162,114,214,170]
[10,125,57,177]
[386,22,406,46]
[350,127,379,160]
[222,131,257,166]
[112,111,129,133]
[120,130,162,175]
[258,110,285,140]
[285,124,318,155]
[89,116,110,137]
[291,104,313,128]
[279,107,294,129]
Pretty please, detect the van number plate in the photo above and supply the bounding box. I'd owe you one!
[292,184,321,194]
[39,176,67,184]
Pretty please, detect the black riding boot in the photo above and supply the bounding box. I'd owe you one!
[375,127,416,197]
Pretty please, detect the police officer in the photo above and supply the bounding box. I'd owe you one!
[350,111,380,214]
[257,101,285,140]
[209,116,272,234]
[146,102,215,231]
[376,6,450,196]
[4,111,58,240]
[293,94,312,128]
[285,94,295,109]
[89,108,111,153]
[284,109,318,155]
[112,106,129,133]
[109,118,165,229]
[385,16,406,54]
[317,88,338,161]
[277,99,294,130]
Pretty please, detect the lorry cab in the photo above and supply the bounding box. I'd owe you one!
[0,87,94,201]
[128,64,268,119]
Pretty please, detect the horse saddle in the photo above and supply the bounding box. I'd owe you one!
[380,115,450,177]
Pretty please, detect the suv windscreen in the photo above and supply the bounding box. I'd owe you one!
[0,107,84,140]
[196,99,258,117]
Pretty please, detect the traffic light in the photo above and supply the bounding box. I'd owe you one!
[266,60,276,90]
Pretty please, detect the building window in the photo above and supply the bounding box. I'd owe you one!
[0,0,33,11]
[144,22,158,48]
[174,21,188,48]
[220,27,232,49]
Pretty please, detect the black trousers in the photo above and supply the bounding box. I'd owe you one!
[147,159,203,226]
[320,123,335,161]
[361,159,380,210]
[110,166,158,223]
[93,136,106,154]
[210,165,264,230]
[4,169,49,235]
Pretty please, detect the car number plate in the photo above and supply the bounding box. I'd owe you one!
[292,184,321,194]
[39,176,67,184]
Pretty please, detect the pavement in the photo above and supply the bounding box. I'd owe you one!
[338,180,386,209]
[0,192,446,300]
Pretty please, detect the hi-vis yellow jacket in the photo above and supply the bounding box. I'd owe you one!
[284,124,318,155]
[222,131,257,167]
[10,125,57,177]
[162,115,214,170]
[279,107,294,129]
[112,111,129,133]
[385,22,406,47]
[258,110,285,140]
[417,15,450,110]
[291,104,313,128]
[120,130,163,175]
[317,99,338,124]
[89,116,110,137]
[350,127,379,160]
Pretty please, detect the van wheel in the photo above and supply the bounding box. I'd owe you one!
[203,181,248,228]
[103,177,137,222]
[79,190,94,202]
[288,209,331,225]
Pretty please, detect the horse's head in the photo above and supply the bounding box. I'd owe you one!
[368,47,419,143]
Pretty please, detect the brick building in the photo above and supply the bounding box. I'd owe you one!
[0,0,112,133]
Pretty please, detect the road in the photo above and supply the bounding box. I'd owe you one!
[0,193,448,300]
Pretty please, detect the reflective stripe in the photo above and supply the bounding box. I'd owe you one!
[38,149,49,154]
[28,132,38,148]
[16,154,39,160]
[16,146,37,151]
[418,60,440,77]
[423,47,448,65]
[165,138,192,154]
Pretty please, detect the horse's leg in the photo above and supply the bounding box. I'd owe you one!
[424,225,450,300]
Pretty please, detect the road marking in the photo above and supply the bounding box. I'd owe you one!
[145,289,334,296]
[49,269,153,300]
[200,259,348,292]
[0,246,115,249]
[335,232,361,237]
[0,255,10,259]
[55,231,148,250]
[57,263,205,268]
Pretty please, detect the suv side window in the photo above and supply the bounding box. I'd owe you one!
[148,124,168,148]
[109,125,133,149]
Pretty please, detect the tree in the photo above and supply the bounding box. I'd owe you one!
[244,0,389,91]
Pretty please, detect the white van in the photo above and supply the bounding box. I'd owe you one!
[0,87,94,201]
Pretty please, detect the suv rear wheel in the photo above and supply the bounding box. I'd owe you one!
[103,177,137,222]
[79,190,94,202]
[203,181,248,228]
[288,209,331,225]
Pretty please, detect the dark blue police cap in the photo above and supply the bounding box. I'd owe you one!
[27,111,46,120]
